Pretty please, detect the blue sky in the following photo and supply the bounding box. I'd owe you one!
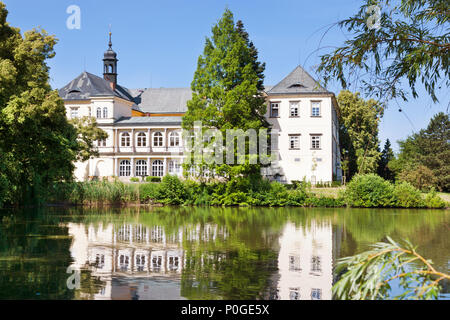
[2,0,448,152]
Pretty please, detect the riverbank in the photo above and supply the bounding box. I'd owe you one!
[47,174,449,209]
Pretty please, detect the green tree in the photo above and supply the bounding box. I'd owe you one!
[390,112,449,191]
[0,3,105,206]
[318,0,449,103]
[70,116,108,162]
[182,9,268,182]
[337,90,383,178]
[377,139,395,181]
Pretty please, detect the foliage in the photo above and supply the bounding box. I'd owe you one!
[377,139,395,182]
[393,181,424,208]
[0,3,106,206]
[390,112,449,192]
[333,237,449,300]
[69,117,108,162]
[423,189,446,209]
[337,91,383,179]
[155,175,188,205]
[145,176,162,183]
[344,174,395,207]
[182,9,269,180]
[318,0,449,103]
[139,183,159,203]
[129,177,140,183]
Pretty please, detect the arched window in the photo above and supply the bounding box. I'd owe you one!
[121,132,131,147]
[152,160,164,177]
[135,160,148,177]
[96,107,102,118]
[119,160,131,177]
[168,160,181,175]
[153,132,164,147]
[137,132,147,147]
[169,132,180,147]
[103,107,108,119]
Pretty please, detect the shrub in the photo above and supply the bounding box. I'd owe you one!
[155,175,188,205]
[344,174,395,208]
[146,176,162,183]
[139,183,159,203]
[424,189,447,209]
[130,177,140,183]
[393,182,425,208]
[306,196,345,207]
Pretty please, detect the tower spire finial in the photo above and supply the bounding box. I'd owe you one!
[108,24,112,49]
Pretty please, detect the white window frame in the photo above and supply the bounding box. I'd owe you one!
[135,160,148,177]
[153,132,164,147]
[289,135,301,150]
[97,139,107,147]
[70,107,79,119]
[96,107,102,119]
[120,132,131,147]
[311,101,321,117]
[119,160,131,177]
[270,102,280,118]
[136,132,147,147]
[311,135,321,150]
[152,160,164,177]
[168,160,181,175]
[169,131,180,147]
[290,101,300,117]
[103,107,108,119]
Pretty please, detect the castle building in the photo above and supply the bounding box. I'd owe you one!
[59,34,342,184]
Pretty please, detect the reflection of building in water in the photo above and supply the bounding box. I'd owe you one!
[68,222,227,300]
[274,222,333,300]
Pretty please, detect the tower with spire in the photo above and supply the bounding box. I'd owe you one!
[103,31,118,89]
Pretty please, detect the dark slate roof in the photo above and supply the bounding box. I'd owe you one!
[59,72,134,101]
[114,116,183,126]
[127,88,192,114]
[267,66,330,95]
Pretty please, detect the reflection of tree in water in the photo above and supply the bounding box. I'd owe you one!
[0,209,75,300]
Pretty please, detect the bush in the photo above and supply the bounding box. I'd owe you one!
[139,183,159,203]
[130,177,140,183]
[424,189,447,209]
[146,176,162,183]
[306,196,345,207]
[393,182,425,208]
[344,174,395,208]
[155,175,188,205]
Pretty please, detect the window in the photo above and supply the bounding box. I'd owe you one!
[70,107,79,119]
[311,101,321,117]
[290,101,299,117]
[103,107,108,119]
[136,255,146,272]
[289,288,300,300]
[311,135,321,150]
[152,255,163,272]
[135,160,148,177]
[97,139,107,147]
[119,160,131,177]
[168,256,180,272]
[119,254,130,271]
[311,256,322,273]
[168,160,181,175]
[95,254,105,269]
[153,132,164,147]
[270,102,280,117]
[121,132,131,147]
[137,132,147,147]
[289,255,301,272]
[311,288,322,300]
[169,132,180,147]
[289,135,300,150]
[96,107,102,119]
[152,160,164,177]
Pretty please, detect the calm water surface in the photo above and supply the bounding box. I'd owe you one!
[0,206,448,300]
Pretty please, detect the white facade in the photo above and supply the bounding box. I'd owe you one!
[61,66,341,184]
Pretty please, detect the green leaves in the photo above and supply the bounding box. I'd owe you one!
[333,237,449,300]
[182,9,268,179]
[318,0,449,103]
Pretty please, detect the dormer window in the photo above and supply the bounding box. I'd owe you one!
[68,89,81,94]
[289,83,305,89]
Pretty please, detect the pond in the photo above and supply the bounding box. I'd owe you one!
[0,206,448,300]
